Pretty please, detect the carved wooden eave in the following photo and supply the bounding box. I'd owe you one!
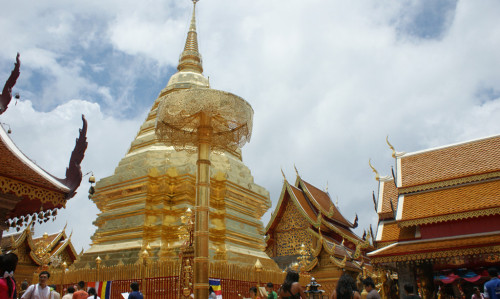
[0,115,88,224]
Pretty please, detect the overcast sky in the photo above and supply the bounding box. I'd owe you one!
[1,0,500,251]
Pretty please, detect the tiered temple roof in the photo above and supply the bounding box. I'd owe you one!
[265,172,372,295]
[1,223,78,283]
[369,135,500,265]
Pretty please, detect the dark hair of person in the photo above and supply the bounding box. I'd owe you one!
[21,280,29,290]
[404,284,414,294]
[488,268,498,277]
[363,277,375,288]
[336,273,356,299]
[67,286,75,294]
[282,270,300,294]
[472,287,480,293]
[250,286,258,294]
[77,281,85,289]
[209,286,214,294]
[39,271,50,278]
[0,253,18,298]
[267,282,274,288]
[131,282,140,292]
[88,287,97,299]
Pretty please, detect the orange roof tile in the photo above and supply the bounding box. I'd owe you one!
[301,179,352,227]
[379,180,398,218]
[369,232,500,263]
[400,179,500,225]
[378,221,415,243]
[289,185,317,220]
[400,135,500,187]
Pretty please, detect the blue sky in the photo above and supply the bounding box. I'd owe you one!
[1,0,500,252]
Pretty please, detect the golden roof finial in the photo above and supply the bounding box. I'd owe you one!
[294,164,299,177]
[281,168,287,181]
[386,136,396,158]
[368,159,380,181]
[178,0,203,73]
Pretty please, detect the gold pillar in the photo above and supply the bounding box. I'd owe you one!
[194,112,212,299]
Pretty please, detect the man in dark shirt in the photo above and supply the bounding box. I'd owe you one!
[129,282,144,299]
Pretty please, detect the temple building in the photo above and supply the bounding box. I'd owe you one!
[368,136,500,299]
[0,54,88,240]
[75,1,276,269]
[265,171,373,295]
[0,224,78,284]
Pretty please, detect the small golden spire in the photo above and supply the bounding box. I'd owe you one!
[178,0,203,73]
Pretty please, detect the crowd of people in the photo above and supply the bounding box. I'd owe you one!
[2,251,499,299]
[0,252,144,299]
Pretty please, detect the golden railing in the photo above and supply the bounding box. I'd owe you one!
[38,260,310,299]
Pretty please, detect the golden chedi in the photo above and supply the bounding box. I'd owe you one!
[74,0,276,271]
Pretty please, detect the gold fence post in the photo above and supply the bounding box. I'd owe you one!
[141,249,149,299]
[61,262,67,292]
[96,256,102,282]
[254,259,263,290]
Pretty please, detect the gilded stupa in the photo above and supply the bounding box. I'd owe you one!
[74,1,276,269]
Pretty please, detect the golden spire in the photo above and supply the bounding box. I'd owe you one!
[178,0,203,73]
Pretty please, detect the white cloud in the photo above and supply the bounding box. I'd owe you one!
[2,100,144,250]
[1,0,500,250]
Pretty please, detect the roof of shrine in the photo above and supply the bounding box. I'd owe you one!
[368,231,500,264]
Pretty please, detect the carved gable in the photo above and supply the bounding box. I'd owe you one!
[275,200,312,256]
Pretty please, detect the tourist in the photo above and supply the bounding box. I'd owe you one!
[87,287,100,299]
[72,281,88,299]
[403,284,420,299]
[331,273,361,299]
[209,286,217,299]
[19,280,29,298]
[363,277,380,299]
[0,253,18,299]
[484,268,500,299]
[21,271,54,299]
[128,282,143,299]
[266,282,278,299]
[50,284,61,299]
[250,286,261,299]
[472,287,485,299]
[62,286,75,299]
[277,270,306,299]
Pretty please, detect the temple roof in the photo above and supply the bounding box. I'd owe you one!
[376,178,398,220]
[1,224,78,266]
[375,220,415,244]
[0,114,87,225]
[397,135,500,188]
[397,179,500,227]
[368,231,500,263]
[266,175,363,246]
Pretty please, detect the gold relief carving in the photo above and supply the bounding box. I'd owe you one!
[0,176,66,204]
[276,229,312,256]
[400,207,500,227]
[400,172,500,194]
[276,201,309,231]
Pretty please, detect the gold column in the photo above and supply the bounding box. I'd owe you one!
[194,112,212,299]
